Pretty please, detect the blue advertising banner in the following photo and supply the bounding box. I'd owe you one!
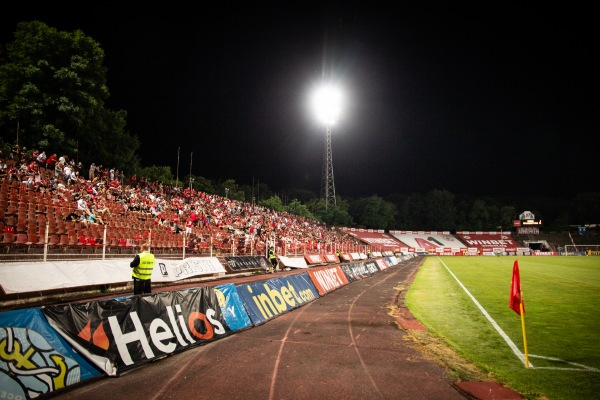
[42,287,235,375]
[236,274,320,325]
[0,308,102,399]
[215,283,252,331]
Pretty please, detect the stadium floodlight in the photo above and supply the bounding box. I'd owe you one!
[311,84,342,209]
[312,85,342,126]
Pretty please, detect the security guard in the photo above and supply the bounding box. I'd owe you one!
[130,243,156,294]
[268,248,278,273]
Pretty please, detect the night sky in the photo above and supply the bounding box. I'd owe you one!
[2,5,598,199]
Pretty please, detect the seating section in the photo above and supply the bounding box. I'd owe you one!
[0,169,593,260]
[0,170,365,258]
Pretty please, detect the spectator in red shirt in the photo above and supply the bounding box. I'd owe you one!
[45,153,57,170]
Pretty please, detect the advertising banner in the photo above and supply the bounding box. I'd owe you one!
[278,256,309,269]
[153,257,227,282]
[0,257,227,294]
[224,256,270,271]
[376,258,389,270]
[214,283,253,331]
[0,308,102,399]
[339,262,376,282]
[42,287,236,375]
[307,266,349,296]
[236,274,319,325]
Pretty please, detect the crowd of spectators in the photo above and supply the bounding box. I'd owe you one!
[0,145,365,255]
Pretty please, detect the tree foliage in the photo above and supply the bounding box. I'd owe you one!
[285,199,316,219]
[318,198,354,227]
[0,21,139,172]
[259,195,285,212]
[138,165,173,184]
[423,189,456,230]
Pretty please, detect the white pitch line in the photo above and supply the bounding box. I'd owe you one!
[438,257,533,368]
[528,354,600,372]
[439,258,600,372]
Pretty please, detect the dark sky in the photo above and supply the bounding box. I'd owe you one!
[2,5,598,199]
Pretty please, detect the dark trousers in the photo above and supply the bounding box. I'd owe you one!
[133,278,152,295]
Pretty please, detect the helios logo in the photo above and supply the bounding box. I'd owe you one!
[108,304,225,366]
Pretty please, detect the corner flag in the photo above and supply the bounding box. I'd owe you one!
[509,259,529,367]
[509,260,525,315]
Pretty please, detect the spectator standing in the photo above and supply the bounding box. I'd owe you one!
[63,163,73,184]
[185,217,193,235]
[45,153,57,170]
[75,162,83,178]
[36,151,47,166]
[130,243,156,295]
[54,159,63,180]
[89,163,95,181]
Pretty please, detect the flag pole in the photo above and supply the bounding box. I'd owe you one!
[510,260,530,368]
[519,290,529,368]
[176,146,180,187]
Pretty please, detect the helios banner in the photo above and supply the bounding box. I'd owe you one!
[42,287,240,375]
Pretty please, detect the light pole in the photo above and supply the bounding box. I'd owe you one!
[497,225,504,254]
[312,84,342,209]
[188,151,193,190]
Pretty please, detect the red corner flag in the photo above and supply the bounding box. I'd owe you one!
[509,260,525,315]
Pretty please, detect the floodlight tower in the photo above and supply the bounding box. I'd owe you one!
[313,85,341,209]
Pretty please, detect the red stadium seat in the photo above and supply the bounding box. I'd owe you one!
[2,226,15,244]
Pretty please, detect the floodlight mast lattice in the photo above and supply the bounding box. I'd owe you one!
[313,85,341,210]
[321,126,336,209]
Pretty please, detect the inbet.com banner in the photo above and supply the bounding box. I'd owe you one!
[236,273,319,326]
[0,308,102,399]
[42,284,250,376]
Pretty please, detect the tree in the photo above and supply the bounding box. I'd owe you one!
[218,179,243,201]
[138,165,173,184]
[0,21,139,171]
[350,195,397,229]
[187,175,216,194]
[423,189,457,230]
[469,199,491,231]
[286,199,316,219]
[260,195,285,212]
[398,193,426,230]
[319,203,354,227]
[571,192,600,225]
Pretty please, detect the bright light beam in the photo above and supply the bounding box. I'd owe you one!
[311,85,342,126]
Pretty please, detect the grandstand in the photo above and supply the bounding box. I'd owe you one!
[0,164,367,262]
[1,164,595,261]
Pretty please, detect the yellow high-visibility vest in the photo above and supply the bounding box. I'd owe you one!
[132,252,155,280]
